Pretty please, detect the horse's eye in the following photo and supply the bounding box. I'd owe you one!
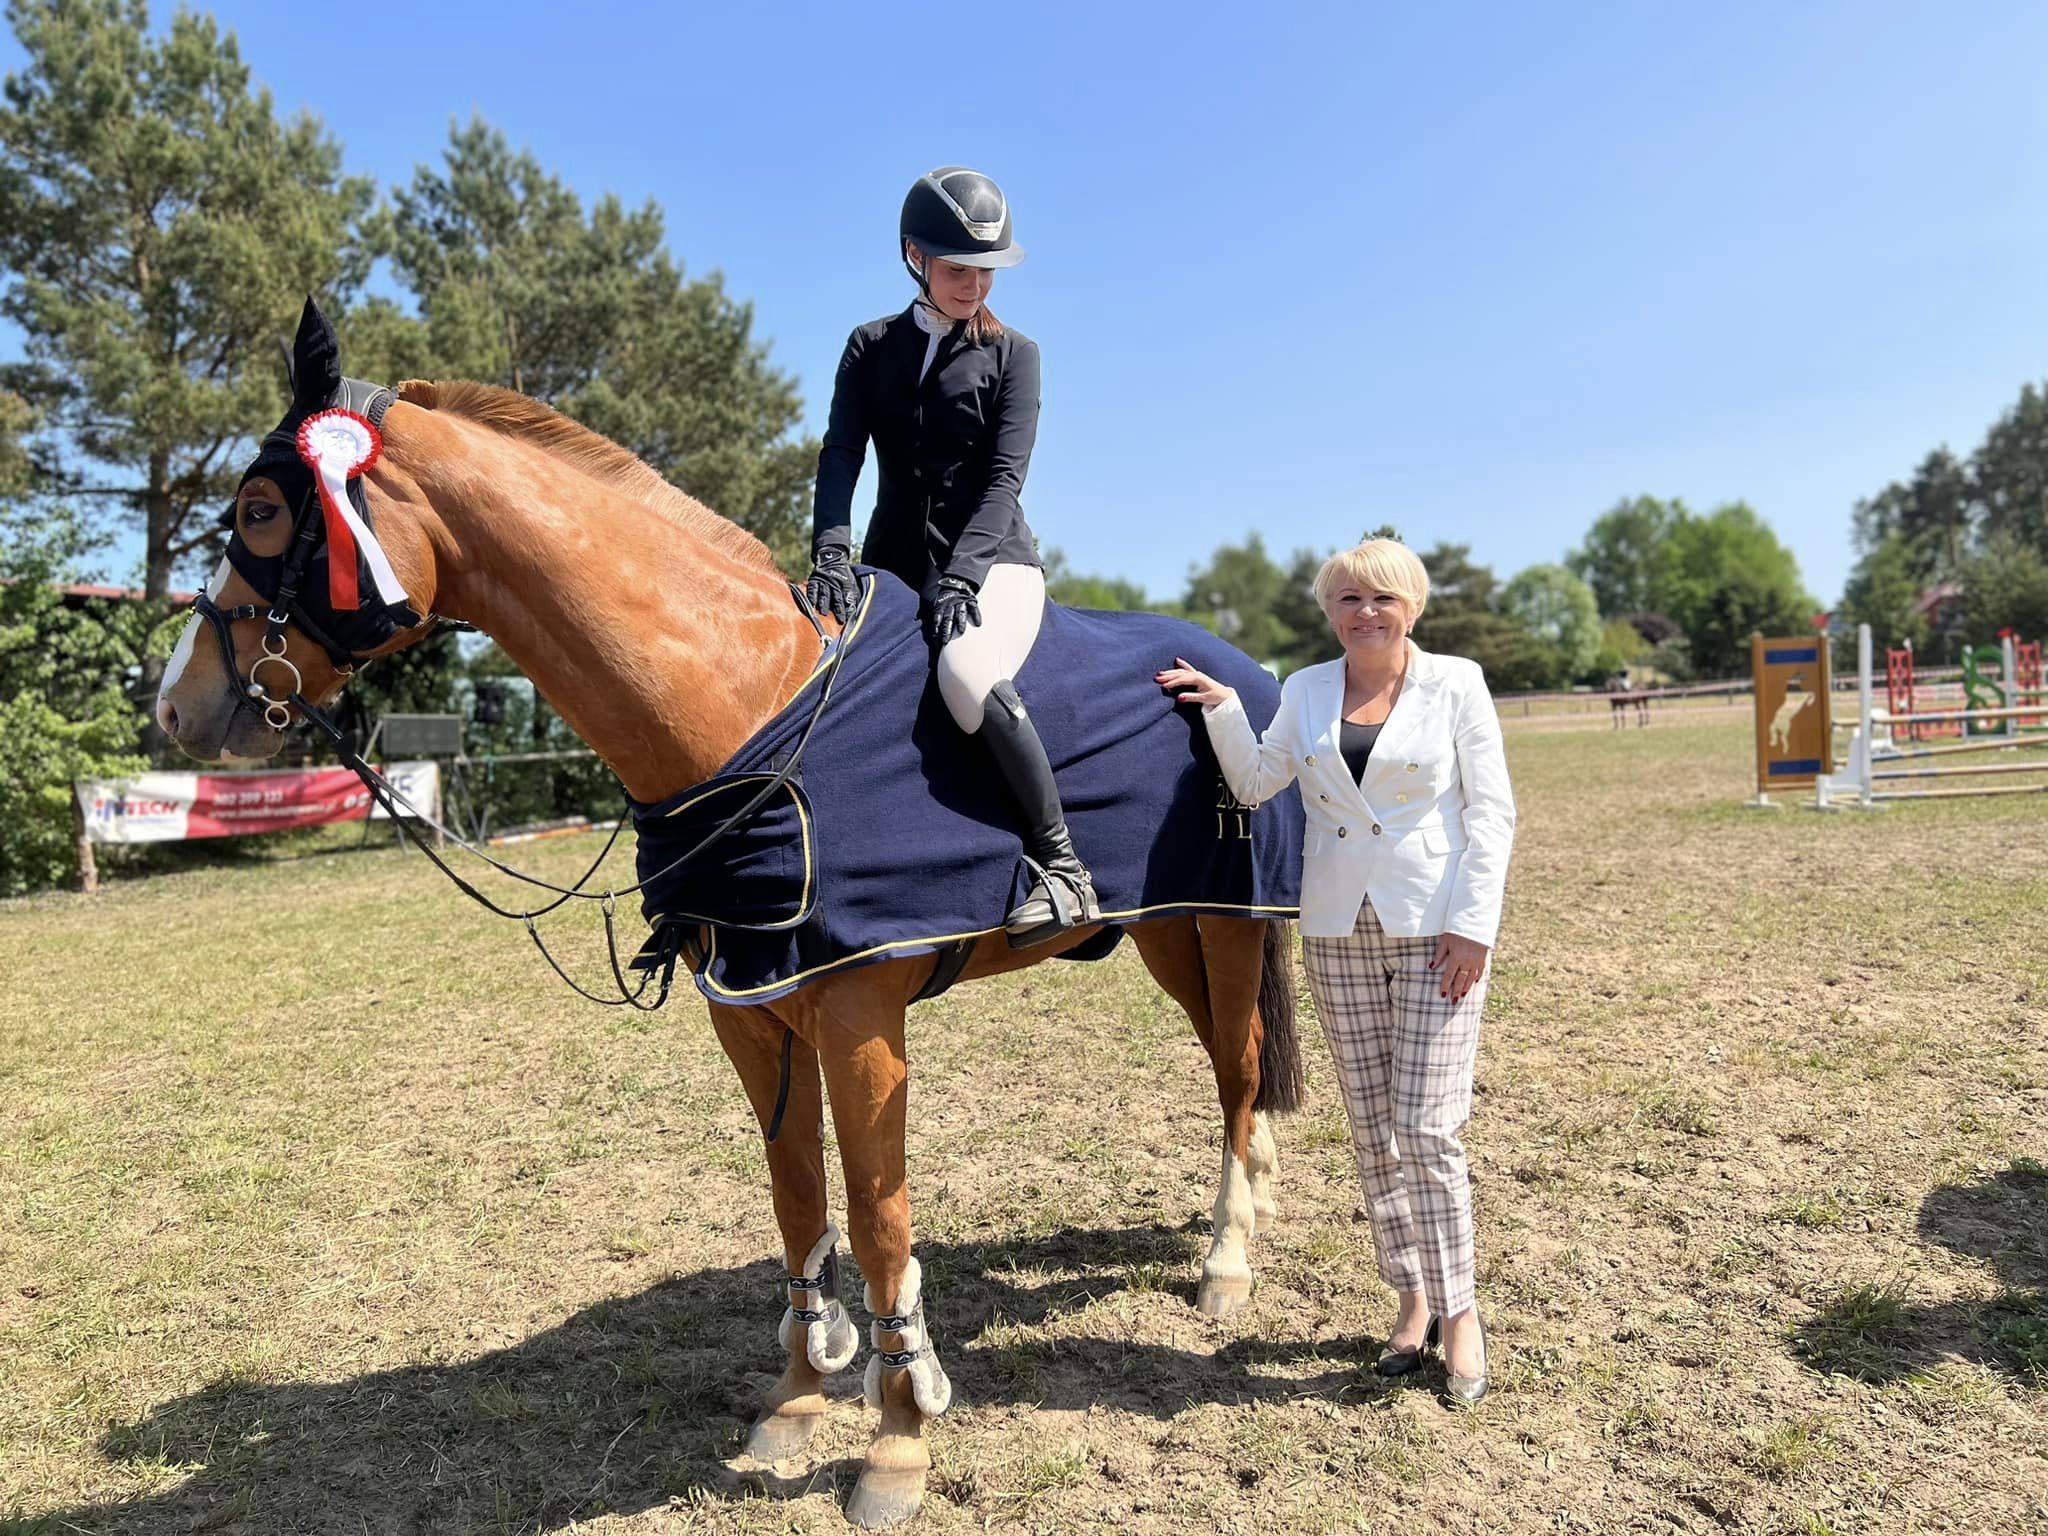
[243,502,281,525]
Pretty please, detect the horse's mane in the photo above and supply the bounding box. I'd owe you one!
[397,379,781,576]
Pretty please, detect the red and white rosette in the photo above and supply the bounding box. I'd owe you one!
[295,408,405,611]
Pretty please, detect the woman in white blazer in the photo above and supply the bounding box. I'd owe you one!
[1157,537,1515,1405]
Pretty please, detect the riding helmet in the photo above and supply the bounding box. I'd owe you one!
[900,167,1025,279]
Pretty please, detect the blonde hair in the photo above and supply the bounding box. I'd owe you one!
[1313,537,1430,623]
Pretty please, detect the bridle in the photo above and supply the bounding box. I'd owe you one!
[192,378,426,733]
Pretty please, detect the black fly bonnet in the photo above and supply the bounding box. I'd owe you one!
[195,297,423,728]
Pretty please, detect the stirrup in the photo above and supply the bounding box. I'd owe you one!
[1004,856,1100,949]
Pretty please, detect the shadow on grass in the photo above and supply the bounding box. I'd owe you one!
[14,1222,1378,1535]
[1793,1162,2048,1387]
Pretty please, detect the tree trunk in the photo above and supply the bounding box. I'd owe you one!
[142,450,175,753]
[74,793,99,895]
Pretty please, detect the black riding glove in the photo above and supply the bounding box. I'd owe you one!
[806,542,860,624]
[924,574,982,648]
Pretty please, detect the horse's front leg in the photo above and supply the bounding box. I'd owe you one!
[808,982,946,1530]
[709,1003,858,1464]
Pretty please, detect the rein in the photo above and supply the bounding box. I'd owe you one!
[252,579,857,1011]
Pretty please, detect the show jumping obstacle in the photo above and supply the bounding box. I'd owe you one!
[1884,632,2046,742]
[1816,625,2048,808]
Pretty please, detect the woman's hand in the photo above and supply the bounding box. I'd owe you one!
[1155,657,1236,709]
[924,575,982,647]
[806,542,860,624]
[1428,933,1490,1003]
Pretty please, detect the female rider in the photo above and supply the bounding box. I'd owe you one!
[806,167,1098,947]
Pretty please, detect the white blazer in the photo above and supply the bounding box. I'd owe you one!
[1203,647,1516,944]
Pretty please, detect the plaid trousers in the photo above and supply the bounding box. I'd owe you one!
[1302,899,1484,1318]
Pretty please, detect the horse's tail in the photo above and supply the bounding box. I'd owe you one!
[1254,919,1304,1115]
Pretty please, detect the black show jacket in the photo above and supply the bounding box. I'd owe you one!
[812,306,1043,593]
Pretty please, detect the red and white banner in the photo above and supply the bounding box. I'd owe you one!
[76,762,440,844]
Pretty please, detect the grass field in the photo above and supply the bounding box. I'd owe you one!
[3,719,2044,1535]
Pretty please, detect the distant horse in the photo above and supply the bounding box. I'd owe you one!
[155,303,1300,1529]
[1607,674,1652,729]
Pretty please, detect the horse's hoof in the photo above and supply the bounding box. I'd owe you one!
[1197,1265,1254,1318]
[846,1466,926,1529]
[1252,1197,1278,1236]
[741,1405,827,1463]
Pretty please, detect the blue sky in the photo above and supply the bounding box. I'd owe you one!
[7,1,2046,605]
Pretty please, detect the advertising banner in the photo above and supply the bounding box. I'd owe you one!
[76,763,439,844]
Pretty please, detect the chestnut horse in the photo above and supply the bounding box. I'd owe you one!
[156,324,1299,1528]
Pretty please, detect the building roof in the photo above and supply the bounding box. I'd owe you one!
[58,581,195,604]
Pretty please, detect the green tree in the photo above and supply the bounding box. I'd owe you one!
[1838,378,2048,662]
[1838,532,1931,654]
[0,389,31,497]
[1500,563,1602,684]
[0,0,376,601]
[1270,545,1337,673]
[0,504,154,713]
[1590,616,1653,681]
[0,506,149,894]
[1041,547,1152,612]
[1409,542,1552,690]
[1957,532,2048,648]
[1181,532,1296,664]
[1973,383,2048,553]
[1568,495,1678,616]
[1850,448,1975,583]
[379,118,816,568]
[1650,503,1814,677]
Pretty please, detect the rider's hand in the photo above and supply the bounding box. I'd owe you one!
[806,542,860,624]
[924,575,982,647]
[1428,932,1491,1003]
[1155,657,1237,709]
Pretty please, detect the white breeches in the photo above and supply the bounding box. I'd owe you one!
[935,562,1047,733]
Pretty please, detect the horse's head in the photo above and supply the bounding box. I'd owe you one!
[156,298,437,761]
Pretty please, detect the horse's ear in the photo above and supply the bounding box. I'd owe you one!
[290,295,342,407]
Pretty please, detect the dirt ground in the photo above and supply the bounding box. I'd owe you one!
[2,719,2043,1535]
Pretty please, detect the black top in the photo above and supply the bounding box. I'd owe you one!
[1339,718,1384,783]
[813,306,1043,594]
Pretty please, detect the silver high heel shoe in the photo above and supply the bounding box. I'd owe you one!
[1442,1311,1489,1406]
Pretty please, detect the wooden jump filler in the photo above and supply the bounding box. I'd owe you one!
[1749,635,1833,807]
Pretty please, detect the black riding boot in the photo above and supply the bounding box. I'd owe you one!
[978,680,1101,947]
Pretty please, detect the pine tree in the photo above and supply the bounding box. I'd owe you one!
[0,0,376,601]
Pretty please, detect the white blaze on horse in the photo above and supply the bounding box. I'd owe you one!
[156,300,1302,1529]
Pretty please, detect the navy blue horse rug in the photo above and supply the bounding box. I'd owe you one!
[631,569,1304,1005]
